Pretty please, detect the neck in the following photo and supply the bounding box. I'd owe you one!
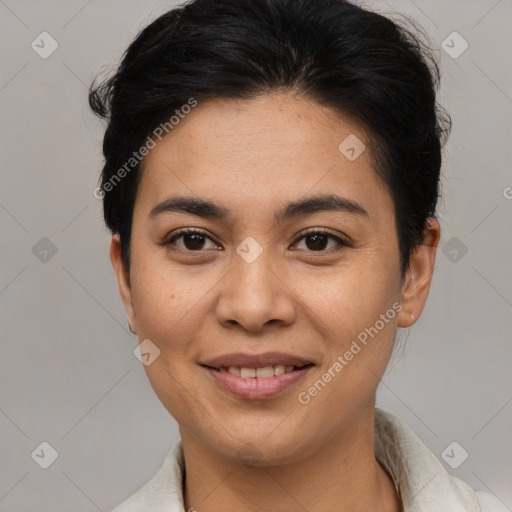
[181,406,402,512]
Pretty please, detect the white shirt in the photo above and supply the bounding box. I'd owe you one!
[111,408,506,511]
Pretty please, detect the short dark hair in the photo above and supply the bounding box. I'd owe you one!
[89,0,451,278]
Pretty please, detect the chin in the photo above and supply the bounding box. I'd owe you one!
[206,429,313,468]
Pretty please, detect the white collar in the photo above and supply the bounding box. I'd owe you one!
[112,408,483,511]
[373,408,480,511]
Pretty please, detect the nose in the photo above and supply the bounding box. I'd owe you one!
[215,247,296,333]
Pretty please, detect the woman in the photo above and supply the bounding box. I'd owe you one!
[89,0,504,510]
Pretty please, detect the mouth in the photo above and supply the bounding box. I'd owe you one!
[202,362,314,379]
[199,352,315,400]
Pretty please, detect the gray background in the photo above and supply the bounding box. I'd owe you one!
[0,0,511,510]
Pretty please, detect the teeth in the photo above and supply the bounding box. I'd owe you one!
[273,364,285,376]
[240,368,256,378]
[256,366,274,378]
[221,364,299,379]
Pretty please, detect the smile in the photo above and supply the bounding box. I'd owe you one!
[201,363,314,400]
[210,363,311,379]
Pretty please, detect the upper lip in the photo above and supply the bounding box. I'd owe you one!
[200,351,314,369]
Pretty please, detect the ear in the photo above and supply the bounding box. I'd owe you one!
[397,218,440,328]
[110,234,136,331]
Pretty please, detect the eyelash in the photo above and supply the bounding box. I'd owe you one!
[160,227,351,253]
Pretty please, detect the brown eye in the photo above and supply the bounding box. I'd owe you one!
[163,229,219,251]
[293,229,350,252]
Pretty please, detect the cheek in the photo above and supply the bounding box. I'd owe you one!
[129,244,205,332]
[310,255,401,385]
[130,266,207,423]
[312,257,400,332]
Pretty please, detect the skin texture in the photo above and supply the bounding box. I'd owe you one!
[110,91,440,512]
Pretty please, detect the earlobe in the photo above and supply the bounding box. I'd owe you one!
[110,234,136,330]
[397,218,440,328]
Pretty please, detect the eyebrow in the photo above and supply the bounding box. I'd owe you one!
[148,194,369,224]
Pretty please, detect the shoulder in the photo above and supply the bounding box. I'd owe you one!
[373,409,506,512]
[109,442,186,512]
[475,490,510,512]
[110,476,170,512]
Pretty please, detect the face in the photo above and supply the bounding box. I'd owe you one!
[111,91,439,465]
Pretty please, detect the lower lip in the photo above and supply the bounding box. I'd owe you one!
[203,365,313,400]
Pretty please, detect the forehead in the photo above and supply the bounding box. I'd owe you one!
[134,92,394,227]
